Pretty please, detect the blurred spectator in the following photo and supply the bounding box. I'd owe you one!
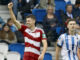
[61,4,75,26]
[10,0,22,18]
[0,17,5,26]
[73,1,80,20]
[43,5,58,46]
[7,19,24,43]
[64,4,74,18]
[0,24,17,44]
[0,0,10,5]
[76,24,80,35]
[0,17,5,30]
[0,23,2,30]
[15,31,24,43]
[19,0,37,19]
[11,0,19,18]
[7,18,17,32]
[75,17,80,35]
[37,0,55,9]
[76,17,80,25]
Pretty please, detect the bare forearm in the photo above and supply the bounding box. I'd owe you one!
[56,53,59,60]
[41,40,47,55]
[77,54,80,60]
[77,49,80,60]
[56,46,61,60]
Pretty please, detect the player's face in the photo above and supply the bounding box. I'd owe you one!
[26,18,35,28]
[67,21,77,31]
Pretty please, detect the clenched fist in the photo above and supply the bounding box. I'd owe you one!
[8,2,13,9]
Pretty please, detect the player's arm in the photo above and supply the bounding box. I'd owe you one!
[38,40,47,60]
[77,39,80,60]
[56,44,61,60]
[56,34,63,60]
[77,48,80,60]
[8,2,21,29]
[41,40,47,55]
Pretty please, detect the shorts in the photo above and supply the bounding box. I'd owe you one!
[23,53,38,60]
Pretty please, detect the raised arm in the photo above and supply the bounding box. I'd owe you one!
[8,2,21,29]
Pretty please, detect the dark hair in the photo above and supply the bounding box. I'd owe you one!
[7,18,11,23]
[26,14,36,21]
[66,4,72,9]
[67,19,76,25]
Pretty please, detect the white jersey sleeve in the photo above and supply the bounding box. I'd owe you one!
[77,35,80,48]
[57,34,64,48]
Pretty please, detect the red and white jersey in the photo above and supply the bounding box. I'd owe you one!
[19,25,47,58]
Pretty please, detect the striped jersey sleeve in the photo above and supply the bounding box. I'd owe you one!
[57,34,64,47]
[40,29,47,40]
[77,35,80,48]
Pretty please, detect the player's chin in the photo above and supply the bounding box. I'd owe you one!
[28,25,31,28]
[27,24,30,27]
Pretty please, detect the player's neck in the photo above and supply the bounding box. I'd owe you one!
[68,30,76,35]
[30,25,35,31]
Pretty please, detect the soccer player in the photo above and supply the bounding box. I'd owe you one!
[8,2,47,60]
[56,19,80,60]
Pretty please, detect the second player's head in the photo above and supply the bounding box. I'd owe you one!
[67,19,77,32]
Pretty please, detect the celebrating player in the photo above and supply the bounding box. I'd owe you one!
[56,19,80,60]
[8,2,47,60]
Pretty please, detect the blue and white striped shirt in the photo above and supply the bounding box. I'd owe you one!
[57,33,80,60]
